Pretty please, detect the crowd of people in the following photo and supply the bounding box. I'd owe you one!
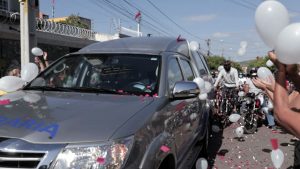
[213,52,300,168]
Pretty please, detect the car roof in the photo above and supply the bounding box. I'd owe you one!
[75,37,190,57]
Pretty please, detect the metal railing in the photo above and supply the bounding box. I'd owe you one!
[0,10,112,41]
[0,9,19,24]
[36,18,96,40]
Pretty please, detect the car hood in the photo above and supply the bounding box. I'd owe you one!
[0,90,154,144]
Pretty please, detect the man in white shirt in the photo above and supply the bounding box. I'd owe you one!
[214,60,239,114]
[214,60,239,89]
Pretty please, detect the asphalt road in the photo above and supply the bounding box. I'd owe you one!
[206,122,296,169]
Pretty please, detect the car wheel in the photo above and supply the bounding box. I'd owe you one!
[157,155,175,169]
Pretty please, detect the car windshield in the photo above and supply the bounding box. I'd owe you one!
[25,54,161,96]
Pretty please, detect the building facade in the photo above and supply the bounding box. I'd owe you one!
[0,0,116,77]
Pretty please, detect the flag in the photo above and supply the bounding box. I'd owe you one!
[135,11,141,23]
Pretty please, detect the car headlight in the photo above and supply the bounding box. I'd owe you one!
[51,136,134,169]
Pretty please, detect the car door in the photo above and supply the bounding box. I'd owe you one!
[166,55,199,163]
[177,57,201,139]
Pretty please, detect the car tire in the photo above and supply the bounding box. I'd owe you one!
[157,155,175,169]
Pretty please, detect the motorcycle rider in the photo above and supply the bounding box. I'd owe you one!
[214,60,239,113]
[245,68,276,130]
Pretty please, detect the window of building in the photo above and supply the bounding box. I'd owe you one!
[0,0,8,11]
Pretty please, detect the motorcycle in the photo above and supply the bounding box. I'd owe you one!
[238,92,265,134]
[213,87,237,129]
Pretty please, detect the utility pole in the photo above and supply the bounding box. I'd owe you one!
[19,0,37,69]
[52,1,55,18]
[206,39,211,57]
[221,48,224,57]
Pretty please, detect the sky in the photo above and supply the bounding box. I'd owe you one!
[39,0,300,62]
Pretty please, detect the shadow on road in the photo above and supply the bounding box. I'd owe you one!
[206,125,226,167]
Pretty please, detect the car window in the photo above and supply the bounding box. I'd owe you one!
[27,54,161,96]
[168,58,183,90]
[180,59,195,81]
[192,51,208,76]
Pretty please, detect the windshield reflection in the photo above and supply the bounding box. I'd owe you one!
[26,54,160,96]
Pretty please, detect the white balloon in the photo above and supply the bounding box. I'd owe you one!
[238,91,245,97]
[21,63,39,82]
[229,114,241,123]
[218,65,224,72]
[0,91,25,102]
[275,23,300,64]
[0,76,25,92]
[31,47,43,56]
[23,93,41,103]
[257,67,273,83]
[255,0,289,48]
[189,41,200,51]
[240,41,248,48]
[237,48,246,56]
[266,60,274,67]
[235,126,244,138]
[199,93,208,100]
[195,158,208,169]
[203,81,212,93]
[271,149,284,169]
[193,77,205,91]
[212,125,220,133]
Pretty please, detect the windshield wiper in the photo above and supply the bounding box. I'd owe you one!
[64,87,125,95]
[23,86,75,92]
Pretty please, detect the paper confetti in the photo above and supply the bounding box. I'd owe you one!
[160,145,170,153]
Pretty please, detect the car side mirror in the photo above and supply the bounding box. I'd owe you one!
[171,81,200,100]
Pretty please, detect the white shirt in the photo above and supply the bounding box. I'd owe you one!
[214,67,239,88]
[245,77,262,95]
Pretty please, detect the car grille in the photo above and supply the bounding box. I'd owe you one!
[0,151,45,169]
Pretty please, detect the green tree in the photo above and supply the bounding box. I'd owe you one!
[206,55,225,71]
[206,55,242,72]
[58,14,89,29]
[247,56,275,72]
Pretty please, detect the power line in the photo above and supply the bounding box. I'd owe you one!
[240,0,257,8]
[145,0,206,41]
[93,0,172,36]
[224,0,256,11]
[123,0,177,36]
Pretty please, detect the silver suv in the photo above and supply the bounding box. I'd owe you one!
[0,37,212,169]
